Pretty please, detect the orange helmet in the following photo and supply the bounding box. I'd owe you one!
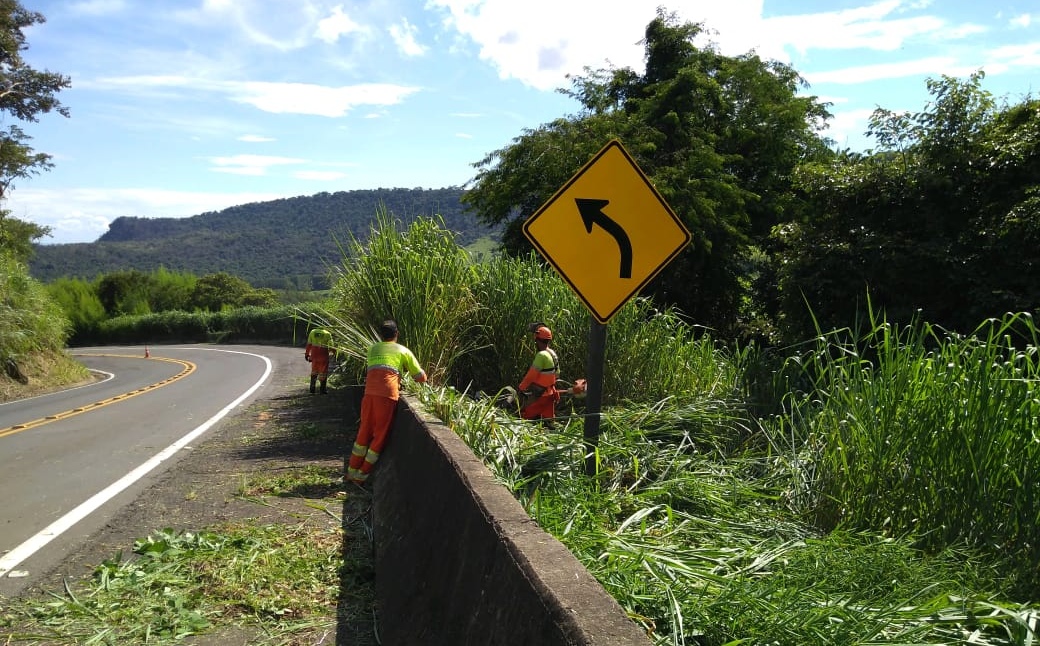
[533,325,553,341]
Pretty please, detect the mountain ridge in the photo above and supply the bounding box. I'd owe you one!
[29,187,499,289]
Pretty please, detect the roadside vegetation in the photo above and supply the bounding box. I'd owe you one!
[317,215,1040,645]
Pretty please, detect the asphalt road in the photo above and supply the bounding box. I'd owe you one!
[0,344,303,596]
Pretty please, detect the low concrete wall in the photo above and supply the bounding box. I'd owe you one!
[369,392,652,646]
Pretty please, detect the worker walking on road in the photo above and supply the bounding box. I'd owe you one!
[519,322,560,425]
[305,327,335,394]
[347,319,427,484]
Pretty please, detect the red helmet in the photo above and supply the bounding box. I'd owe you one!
[533,325,553,341]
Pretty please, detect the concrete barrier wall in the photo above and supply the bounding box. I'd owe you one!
[370,392,653,646]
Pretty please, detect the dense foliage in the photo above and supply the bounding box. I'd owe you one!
[48,268,290,344]
[775,72,1040,337]
[463,9,832,339]
[0,1,71,376]
[329,214,1040,645]
[29,187,498,289]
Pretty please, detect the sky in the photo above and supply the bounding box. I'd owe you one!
[6,0,1040,244]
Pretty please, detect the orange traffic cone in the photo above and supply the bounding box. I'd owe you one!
[144,346,150,358]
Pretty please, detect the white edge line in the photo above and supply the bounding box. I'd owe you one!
[0,350,274,578]
[0,370,115,407]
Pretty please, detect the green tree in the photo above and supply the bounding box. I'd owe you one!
[95,269,154,317]
[46,276,105,341]
[463,9,830,337]
[0,3,71,370]
[149,266,197,312]
[0,2,69,261]
[191,272,255,312]
[775,72,1040,338]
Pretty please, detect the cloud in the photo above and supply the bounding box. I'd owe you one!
[805,56,975,84]
[208,154,306,176]
[91,75,421,118]
[390,18,427,57]
[766,2,978,56]
[1010,14,1034,29]
[427,0,670,91]
[315,5,365,43]
[230,81,421,117]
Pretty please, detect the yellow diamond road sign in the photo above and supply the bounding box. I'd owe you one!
[523,139,691,324]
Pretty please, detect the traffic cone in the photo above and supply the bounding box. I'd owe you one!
[144,346,150,358]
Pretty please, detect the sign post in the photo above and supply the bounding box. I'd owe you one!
[523,140,690,476]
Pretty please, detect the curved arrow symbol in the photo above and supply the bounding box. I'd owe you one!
[576,198,632,279]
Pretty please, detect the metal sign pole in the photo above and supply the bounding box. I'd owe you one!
[583,317,607,477]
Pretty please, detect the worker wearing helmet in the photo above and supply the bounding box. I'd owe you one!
[305,327,335,394]
[518,322,560,423]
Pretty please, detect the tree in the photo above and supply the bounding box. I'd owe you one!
[0,2,69,260]
[463,9,830,337]
[95,269,154,317]
[190,272,255,312]
[774,72,1040,339]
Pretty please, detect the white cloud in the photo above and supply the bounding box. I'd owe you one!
[805,56,974,84]
[427,0,677,91]
[767,5,964,56]
[208,154,306,176]
[389,18,427,57]
[1010,14,1034,29]
[230,81,421,117]
[315,5,365,44]
[91,75,421,118]
[988,42,1040,71]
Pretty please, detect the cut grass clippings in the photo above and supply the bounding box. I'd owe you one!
[0,468,372,646]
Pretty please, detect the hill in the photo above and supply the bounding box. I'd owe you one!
[29,187,500,289]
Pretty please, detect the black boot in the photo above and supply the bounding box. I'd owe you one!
[320,380,328,395]
[309,375,317,394]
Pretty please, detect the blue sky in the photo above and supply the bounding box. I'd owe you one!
[8,0,1040,244]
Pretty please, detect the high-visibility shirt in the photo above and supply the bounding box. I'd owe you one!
[308,328,333,347]
[519,348,558,394]
[365,341,426,400]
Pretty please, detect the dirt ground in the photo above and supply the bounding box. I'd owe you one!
[4,352,375,646]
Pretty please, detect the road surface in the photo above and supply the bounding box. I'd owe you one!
[0,344,303,596]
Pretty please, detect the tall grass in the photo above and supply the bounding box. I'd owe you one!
[776,310,1040,582]
[0,253,70,359]
[324,214,1040,643]
[329,209,480,385]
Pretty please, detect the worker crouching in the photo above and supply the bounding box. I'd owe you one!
[519,323,560,425]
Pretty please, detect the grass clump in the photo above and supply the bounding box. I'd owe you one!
[1,522,345,645]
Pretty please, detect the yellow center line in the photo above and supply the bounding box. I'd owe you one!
[0,354,196,438]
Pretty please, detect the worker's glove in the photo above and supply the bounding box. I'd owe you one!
[305,355,311,362]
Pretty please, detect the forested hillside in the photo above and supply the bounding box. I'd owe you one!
[29,187,498,289]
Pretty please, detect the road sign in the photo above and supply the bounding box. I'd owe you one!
[523,139,691,323]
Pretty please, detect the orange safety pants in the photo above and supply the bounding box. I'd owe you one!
[521,390,559,422]
[309,348,331,377]
[347,395,398,483]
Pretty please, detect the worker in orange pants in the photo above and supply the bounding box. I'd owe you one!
[305,327,335,395]
[347,320,427,484]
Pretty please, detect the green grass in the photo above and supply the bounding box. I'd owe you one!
[333,216,1040,645]
[0,466,369,645]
